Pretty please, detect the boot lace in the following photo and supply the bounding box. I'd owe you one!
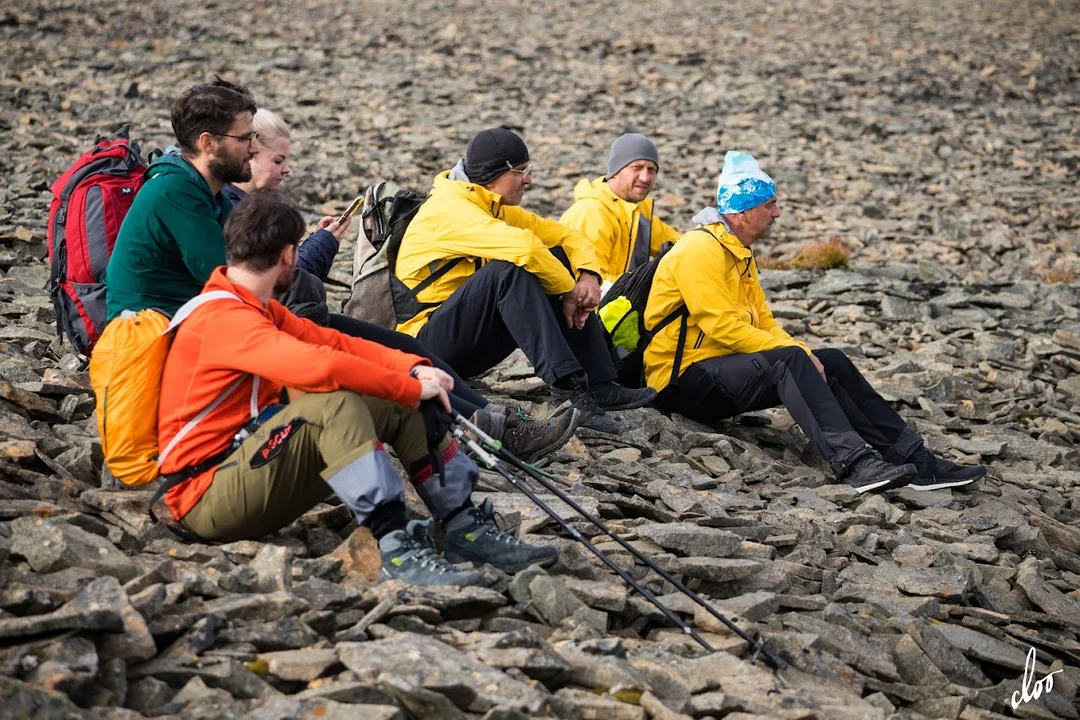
[402,529,458,572]
[573,387,606,417]
[475,502,524,546]
[506,409,557,441]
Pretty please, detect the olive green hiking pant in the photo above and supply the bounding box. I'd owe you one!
[180,390,476,542]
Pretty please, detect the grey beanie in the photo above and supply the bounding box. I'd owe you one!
[606,133,660,177]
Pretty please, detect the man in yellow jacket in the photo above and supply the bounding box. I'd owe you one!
[559,134,682,285]
[643,151,986,493]
[394,129,656,433]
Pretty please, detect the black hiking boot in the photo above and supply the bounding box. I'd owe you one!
[844,452,916,494]
[589,382,657,411]
[906,446,986,490]
[550,383,619,434]
[444,498,559,574]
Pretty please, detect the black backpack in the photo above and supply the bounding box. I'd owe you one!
[598,242,688,388]
[341,182,465,329]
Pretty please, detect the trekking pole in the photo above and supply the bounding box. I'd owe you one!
[450,425,721,654]
[452,410,787,670]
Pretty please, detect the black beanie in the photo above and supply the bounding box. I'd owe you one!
[464,129,530,185]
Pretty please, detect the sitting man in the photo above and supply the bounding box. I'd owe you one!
[105,80,573,462]
[560,133,682,285]
[157,195,557,585]
[105,76,263,320]
[395,128,656,433]
[643,151,987,493]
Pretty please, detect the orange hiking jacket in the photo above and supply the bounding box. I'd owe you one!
[159,268,427,520]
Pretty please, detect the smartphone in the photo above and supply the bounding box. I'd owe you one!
[337,195,364,225]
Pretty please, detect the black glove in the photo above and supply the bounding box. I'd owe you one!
[419,399,453,450]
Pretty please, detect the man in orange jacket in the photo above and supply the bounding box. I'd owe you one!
[156,195,557,586]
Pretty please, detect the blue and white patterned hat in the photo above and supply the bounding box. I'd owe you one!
[715,151,776,214]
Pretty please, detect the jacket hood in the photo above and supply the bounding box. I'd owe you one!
[148,153,219,202]
[691,208,749,258]
[448,158,471,182]
[433,165,504,215]
[692,207,725,226]
[572,176,611,202]
[149,152,202,180]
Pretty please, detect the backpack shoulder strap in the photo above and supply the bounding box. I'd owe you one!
[165,291,242,333]
[410,257,464,299]
[157,289,253,468]
[668,311,690,388]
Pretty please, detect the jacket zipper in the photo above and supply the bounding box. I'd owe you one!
[623,209,636,275]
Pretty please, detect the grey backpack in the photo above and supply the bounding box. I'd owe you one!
[341,181,463,329]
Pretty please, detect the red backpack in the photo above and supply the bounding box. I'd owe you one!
[48,124,148,356]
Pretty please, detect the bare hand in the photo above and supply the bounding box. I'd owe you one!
[411,365,454,393]
[561,293,580,330]
[810,353,826,382]
[575,272,601,310]
[561,273,601,329]
[317,215,353,242]
[416,378,452,413]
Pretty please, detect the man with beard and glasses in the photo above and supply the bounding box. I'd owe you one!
[157,195,558,584]
[560,133,682,286]
[105,76,261,320]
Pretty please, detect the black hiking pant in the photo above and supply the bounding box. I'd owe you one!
[656,346,924,477]
[328,313,490,417]
[416,256,618,386]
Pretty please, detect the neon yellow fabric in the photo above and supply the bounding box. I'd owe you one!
[599,297,641,353]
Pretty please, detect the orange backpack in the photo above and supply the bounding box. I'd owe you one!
[90,291,242,486]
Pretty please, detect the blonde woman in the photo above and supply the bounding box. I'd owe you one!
[224,109,580,462]
[225,109,348,280]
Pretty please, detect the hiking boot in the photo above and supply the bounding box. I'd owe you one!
[445,498,559,574]
[906,446,986,490]
[844,452,916,494]
[471,406,510,444]
[502,407,581,462]
[551,383,619,434]
[589,382,657,411]
[379,519,487,587]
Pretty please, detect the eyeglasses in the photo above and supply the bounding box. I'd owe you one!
[505,162,533,180]
[214,131,260,145]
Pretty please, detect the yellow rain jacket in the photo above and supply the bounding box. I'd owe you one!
[643,223,811,392]
[559,176,682,283]
[395,170,601,336]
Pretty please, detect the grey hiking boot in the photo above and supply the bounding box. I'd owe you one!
[502,407,580,462]
[444,498,559,574]
[379,519,487,587]
[844,452,916,494]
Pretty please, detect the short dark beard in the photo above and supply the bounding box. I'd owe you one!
[209,147,251,184]
[272,268,295,297]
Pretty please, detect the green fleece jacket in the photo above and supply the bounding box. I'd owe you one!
[105,154,232,321]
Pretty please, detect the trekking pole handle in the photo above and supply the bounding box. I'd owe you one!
[450,425,499,468]
[452,411,503,453]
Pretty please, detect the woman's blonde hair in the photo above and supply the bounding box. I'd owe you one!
[253,108,291,145]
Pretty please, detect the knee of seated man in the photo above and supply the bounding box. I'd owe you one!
[813,347,852,372]
[314,390,376,426]
[772,345,812,365]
